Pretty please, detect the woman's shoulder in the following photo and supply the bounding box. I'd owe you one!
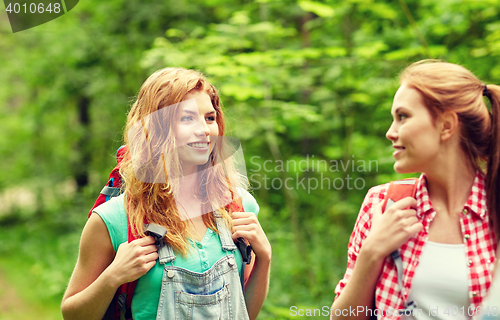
[360,183,390,210]
[92,193,126,219]
[237,188,259,215]
[91,194,127,251]
[346,183,392,251]
[356,178,419,222]
[361,177,421,208]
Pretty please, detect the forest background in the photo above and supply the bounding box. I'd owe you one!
[1,0,500,319]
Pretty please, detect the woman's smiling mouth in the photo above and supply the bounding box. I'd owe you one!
[187,142,209,149]
[393,145,405,157]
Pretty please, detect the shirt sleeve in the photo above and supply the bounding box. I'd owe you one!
[334,184,387,299]
[93,194,128,252]
[238,188,260,215]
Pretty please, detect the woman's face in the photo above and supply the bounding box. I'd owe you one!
[175,90,219,174]
[386,83,442,174]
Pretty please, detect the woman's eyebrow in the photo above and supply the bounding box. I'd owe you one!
[181,110,216,115]
[392,107,407,115]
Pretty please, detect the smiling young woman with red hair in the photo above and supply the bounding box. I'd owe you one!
[61,68,271,320]
[332,60,500,320]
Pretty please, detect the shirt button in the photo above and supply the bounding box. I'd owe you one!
[487,259,491,264]
[471,292,477,297]
[464,234,470,241]
[197,243,203,249]
[208,229,213,233]
[203,262,209,269]
[462,209,467,215]
[468,260,473,266]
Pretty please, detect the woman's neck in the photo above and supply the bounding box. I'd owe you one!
[423,152,476,218]
[177,172,198,197]
[175,173,206,220]
[175,172,209,239]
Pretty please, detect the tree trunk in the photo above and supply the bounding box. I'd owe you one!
[75,96,91,191]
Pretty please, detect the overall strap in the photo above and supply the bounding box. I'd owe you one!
[215,207,247,292]
[158,242,177,265]
[214,212,245,291]
[147,223,175,265]
[215,213,237,252]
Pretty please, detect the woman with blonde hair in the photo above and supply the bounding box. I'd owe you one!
[61,68,271,320]
[332,60,499,319]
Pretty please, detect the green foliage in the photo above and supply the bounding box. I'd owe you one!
[1,0,500,318]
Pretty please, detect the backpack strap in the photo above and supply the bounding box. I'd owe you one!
[101,184,121,199]
[88,145,128,218]
[381,178,418,212]
[382,178,418,312]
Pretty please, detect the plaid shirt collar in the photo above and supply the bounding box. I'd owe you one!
[416,172,488,221]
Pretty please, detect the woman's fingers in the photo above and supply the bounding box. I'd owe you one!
[231,212,257,223]
[389,197,417,211]
[144,249,159,262]
[367,197,422,257]
[406,221,424,235]
[231,212,259,239]
[133,235,156,246]
[111,236,159,284]
[232,225,258,239]
[231,212,272,262]
[404,215,420,225]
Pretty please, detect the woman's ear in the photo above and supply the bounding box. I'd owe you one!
[439,111,459,141]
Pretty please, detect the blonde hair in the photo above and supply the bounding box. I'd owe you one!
[120,67,247,256]
[400,60,500,239]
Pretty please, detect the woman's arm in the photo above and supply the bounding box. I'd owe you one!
[331,198,422,320]
[232,212,272,320]
[331,236,388,320]
[61,213,158,320]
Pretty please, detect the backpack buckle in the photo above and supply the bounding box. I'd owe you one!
[144,223,167,249]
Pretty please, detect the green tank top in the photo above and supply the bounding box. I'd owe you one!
[94,190,259,320]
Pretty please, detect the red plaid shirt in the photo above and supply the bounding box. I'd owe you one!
[335,172,497,319]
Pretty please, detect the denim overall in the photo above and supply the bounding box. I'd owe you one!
[155,216,250,320]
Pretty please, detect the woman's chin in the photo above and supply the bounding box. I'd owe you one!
[393,163,418,175]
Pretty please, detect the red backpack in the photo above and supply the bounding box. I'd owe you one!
[88,145,251,320]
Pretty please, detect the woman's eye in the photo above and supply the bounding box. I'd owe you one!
[180,116,194,122]
[398,113,408,121]
[206,116,216,122]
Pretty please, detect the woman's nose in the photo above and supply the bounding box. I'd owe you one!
[195,118,210,136]
[386,121,398,142]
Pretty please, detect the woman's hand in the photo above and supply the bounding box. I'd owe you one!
[231,212,272,262]
[104,236,159,287]
[363,197,423,259]
[330,197,422,320]
[62,214,158,320]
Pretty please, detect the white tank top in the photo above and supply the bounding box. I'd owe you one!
[401,241,470,320]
